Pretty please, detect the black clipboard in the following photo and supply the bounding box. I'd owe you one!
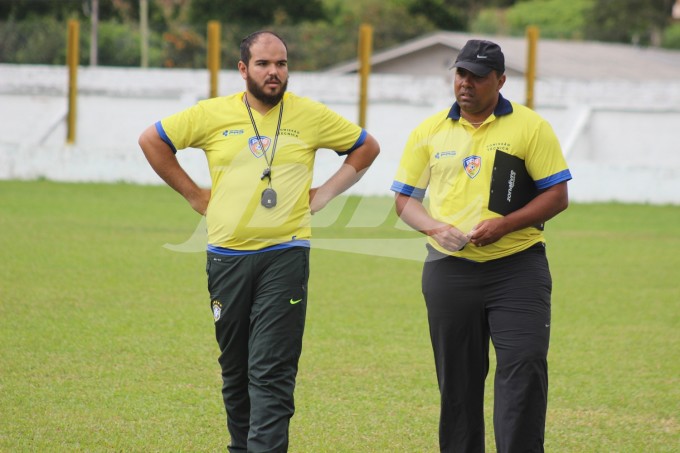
[488,150,543,230]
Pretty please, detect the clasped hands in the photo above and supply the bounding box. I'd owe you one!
[426,218,507,251]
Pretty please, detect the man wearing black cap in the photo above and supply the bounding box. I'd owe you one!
[391,39,572,452]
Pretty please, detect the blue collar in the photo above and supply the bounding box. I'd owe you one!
[447,93,513,121]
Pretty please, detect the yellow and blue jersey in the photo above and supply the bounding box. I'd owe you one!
[391,94,572,262]
[157,91,365,252]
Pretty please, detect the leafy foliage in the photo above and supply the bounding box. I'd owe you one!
[473,0,679,49]
[0,0,678,68]
[470,7,511,35]
[662,23,680,48]
[187,0,326,26]
[506,0,592,39]
[406,0,469,30]
[584,0,675,46]
[0,0,439,69]
[97,21,143,67]
[161,26,205,68]
[0,0,135,22]
[0,16,69,64]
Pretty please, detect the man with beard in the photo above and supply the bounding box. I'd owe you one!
[139,30,379,452]
[391,39,571,452]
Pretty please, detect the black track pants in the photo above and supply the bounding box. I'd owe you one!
[207,247,309,453]
[422,243,552,453]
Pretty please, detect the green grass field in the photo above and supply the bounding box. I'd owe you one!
[1,180,678,452]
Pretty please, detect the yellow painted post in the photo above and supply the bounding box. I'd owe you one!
[140,0,149,68]
[207,20,221,98]
[66,19,79,144]
[525,26,539,110]
[358,24,373,128]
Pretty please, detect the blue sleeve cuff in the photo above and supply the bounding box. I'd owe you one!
[535,169,572,190]
[390,181,426,200]
[155,121,178,154]
[337,129,367,156]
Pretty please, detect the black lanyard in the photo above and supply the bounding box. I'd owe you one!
[244,94,284,185]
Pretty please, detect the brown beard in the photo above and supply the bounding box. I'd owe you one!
[246,75,288,107]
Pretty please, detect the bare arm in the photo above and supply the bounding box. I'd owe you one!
[138,124,210,215]
[394,193,470,252]
[469,182,569,247]
[309,133,380,213]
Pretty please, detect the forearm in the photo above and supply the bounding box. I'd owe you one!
[469,182,569,246]
[312,163,361,203]
[394,193,447,235]
[149,154,202,202]
[310,133,379,212]
[395,193,469,251]
[502,182,569,232]
[138,125,209,214]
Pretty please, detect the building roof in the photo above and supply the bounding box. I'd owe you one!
[325,31,680,80]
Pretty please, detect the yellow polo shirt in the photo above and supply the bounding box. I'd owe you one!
[391,94,572,262]
[158,92,365,251]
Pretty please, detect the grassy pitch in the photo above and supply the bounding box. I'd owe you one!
[0,180,678,451]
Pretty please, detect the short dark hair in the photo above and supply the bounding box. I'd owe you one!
[240,30,288,65]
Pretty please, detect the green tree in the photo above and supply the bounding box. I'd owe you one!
[471,7,511,35]
[405,0,467,30]
[394,0,523,31]
[662,23,680,48]
[210,0,437,71]
[0,16,70,64]
[584,0,675,45]
[187,0,326,27]
[97,21,162,67]
[301,0,435,70]
[0,0,138,21]
[0,0,84,21]
[506,0,592,39]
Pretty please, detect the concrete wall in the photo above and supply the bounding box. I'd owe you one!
[1,64,679,205]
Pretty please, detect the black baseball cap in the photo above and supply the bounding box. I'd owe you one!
[452,39,505,76]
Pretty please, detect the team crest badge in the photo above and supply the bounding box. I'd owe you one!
[248,136,271,158]
[211,300,223,322]
[463,155,482,179]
